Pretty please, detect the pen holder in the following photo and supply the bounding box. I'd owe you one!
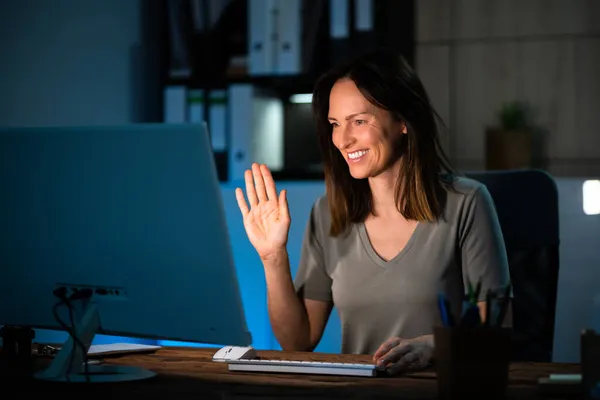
[433,325,512,399]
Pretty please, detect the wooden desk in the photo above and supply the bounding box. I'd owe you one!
[1,347,581,399]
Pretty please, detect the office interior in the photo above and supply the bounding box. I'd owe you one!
[0,0,599,366]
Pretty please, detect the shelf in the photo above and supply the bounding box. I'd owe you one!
[163,0,416,182]
[167,72,320,97]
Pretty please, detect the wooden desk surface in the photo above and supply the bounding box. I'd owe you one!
[2,347,581,399]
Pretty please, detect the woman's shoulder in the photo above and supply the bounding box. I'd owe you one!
[313,193,330,214]
[444,174,488,197]
[441,174,494,214]
[305,193,331,228]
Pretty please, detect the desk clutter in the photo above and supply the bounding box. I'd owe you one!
[34,343,162,358]
[437,280,512,328]
[0,346,585,398]
[434,280,513,398]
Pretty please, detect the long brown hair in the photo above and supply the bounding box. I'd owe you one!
[312,50,455,237]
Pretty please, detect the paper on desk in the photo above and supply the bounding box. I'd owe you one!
[87,343,161,356]
[548,374,582,382]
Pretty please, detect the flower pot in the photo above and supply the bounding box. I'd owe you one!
[485,127,533,170]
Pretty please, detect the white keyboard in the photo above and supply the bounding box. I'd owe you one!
[227,358,382,377]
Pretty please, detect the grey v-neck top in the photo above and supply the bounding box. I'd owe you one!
[293,177,510,355]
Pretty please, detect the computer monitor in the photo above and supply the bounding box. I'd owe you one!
[0,123,251,382]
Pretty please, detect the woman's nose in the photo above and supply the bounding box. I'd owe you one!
[335,125,354,150]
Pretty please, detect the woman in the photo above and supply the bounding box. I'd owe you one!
[235,50,511,375]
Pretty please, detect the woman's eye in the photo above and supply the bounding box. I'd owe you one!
[355,119,366,125]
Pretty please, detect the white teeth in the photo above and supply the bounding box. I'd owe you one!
[348,150,368,159]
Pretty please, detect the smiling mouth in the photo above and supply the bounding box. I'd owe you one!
[347,149,369,162]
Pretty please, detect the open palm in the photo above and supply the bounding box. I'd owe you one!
[235,163,291,259]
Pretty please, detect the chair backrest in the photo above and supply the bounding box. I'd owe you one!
[465,169,560,362]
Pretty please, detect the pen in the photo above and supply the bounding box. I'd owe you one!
[438,294,450,327]
[460,304,481,327]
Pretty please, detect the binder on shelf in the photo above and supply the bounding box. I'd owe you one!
[248,0,277,75]
[248,0,319,76]
[186,89,227,152]
[228,84,284,181]
[353,0,375,54]
[166,0,192,79]
[329,0,351,63]
[190,0,232,32]
[208,0,233,28]
[164,85,187,123]
[190,0,206,32]
[330,0,349,39]
[187,89,205,124]
[208,90,227,152]
[276,0,301,75]
[353,0,373,32]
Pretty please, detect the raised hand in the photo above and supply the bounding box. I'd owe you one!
[235,163,291,260]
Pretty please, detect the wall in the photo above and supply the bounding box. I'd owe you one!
[553,178,600,362]
[0,0,161,127]
[415,0,600,177]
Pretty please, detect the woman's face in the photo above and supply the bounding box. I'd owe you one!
[328,78,406,179]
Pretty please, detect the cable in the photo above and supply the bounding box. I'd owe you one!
[65,296,89,382]
[51,287,92,383]
[68,289,93,382]
[51,301,73,382]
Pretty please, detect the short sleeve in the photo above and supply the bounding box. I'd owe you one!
[293,202,333,302]
[459,185,511,300]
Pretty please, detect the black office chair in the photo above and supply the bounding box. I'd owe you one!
[465,169,560,362]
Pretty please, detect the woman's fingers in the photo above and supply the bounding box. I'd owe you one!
[373,337,401,361]
[235,188,249,217]
[261,164,279,201]
[378,342,412,366]
[279,189,290,222]
[242,163,283,213]
[252,163,268,202]
[386,351,420,376]
[244,169,258,206]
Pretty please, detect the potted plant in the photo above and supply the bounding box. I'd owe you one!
[485,101,534,170]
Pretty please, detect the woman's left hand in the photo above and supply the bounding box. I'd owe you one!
[373,335,434,375]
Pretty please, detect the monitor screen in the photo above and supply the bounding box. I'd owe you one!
[0,123,251,381]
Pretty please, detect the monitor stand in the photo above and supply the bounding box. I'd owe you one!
[34,300,156,383]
